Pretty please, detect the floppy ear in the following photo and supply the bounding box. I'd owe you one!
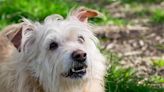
[5,21,35,52]
[71,7,101,22]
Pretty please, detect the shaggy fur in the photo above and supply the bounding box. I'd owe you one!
[0,7,106,92]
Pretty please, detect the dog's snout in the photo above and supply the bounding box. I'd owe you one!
[72,50,87,62]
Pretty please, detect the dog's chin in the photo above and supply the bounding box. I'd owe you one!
[61,62,87,79]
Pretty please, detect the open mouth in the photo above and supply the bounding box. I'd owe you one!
[62,62,87,79]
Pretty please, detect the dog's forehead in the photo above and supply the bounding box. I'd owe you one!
[34,19,92,43]
[40,20,89,36]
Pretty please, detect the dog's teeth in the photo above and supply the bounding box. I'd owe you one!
[71,68,76,72]
[74,68,85,73]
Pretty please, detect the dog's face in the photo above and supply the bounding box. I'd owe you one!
[6,7,106,87]
[31,20,99,80]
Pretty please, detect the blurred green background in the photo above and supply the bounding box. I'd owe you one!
[0,0,164,92]
[0,0,164,29]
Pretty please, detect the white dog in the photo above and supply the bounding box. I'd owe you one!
[0,7,106,92]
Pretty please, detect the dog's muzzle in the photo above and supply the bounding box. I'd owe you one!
[62,50,88,79]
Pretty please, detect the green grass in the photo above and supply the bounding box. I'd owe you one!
[153,59,164,68]
[103,50,164,92]
[0,0,76,29]
[0,0,128,30]
[151,9,164,24]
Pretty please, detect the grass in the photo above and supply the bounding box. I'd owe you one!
[0,0,164,92]
[151,9,164,24]
[0,0,128,30]
[103,50,164,92]
[107,0,164,25]
[0,0,75,29]
[153,59,164,68]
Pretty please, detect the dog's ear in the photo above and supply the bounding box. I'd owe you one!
[5,20,35,52]
[71,7,101,22]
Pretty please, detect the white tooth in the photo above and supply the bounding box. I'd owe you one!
[75,69,85,72]
[75,70,80,72]
[72,68,76,72]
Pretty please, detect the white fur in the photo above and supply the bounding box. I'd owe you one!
[0,14,106,92]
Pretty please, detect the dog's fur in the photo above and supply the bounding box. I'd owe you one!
[0,7,106,92]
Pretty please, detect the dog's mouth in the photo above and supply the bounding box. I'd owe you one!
[62,62,87,79]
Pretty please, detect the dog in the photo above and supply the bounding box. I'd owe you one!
[0,7,106,92]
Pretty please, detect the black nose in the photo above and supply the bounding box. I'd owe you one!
[71,50,87,62]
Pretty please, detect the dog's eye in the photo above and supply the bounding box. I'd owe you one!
[78,36,85,43]
[49,42,58,50]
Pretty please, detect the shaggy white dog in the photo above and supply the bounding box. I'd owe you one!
[0,7,106,92]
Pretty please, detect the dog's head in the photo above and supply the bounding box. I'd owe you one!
[6,7,106,88]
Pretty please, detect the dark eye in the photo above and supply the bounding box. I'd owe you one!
[78,36,85,43]
[49,42,58,50]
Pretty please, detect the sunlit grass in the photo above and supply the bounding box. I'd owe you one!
[0,0,76,29]
[0,0,129,30]
[103,50,164,92]
[153,59,164,68]
[151,9,164,24]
